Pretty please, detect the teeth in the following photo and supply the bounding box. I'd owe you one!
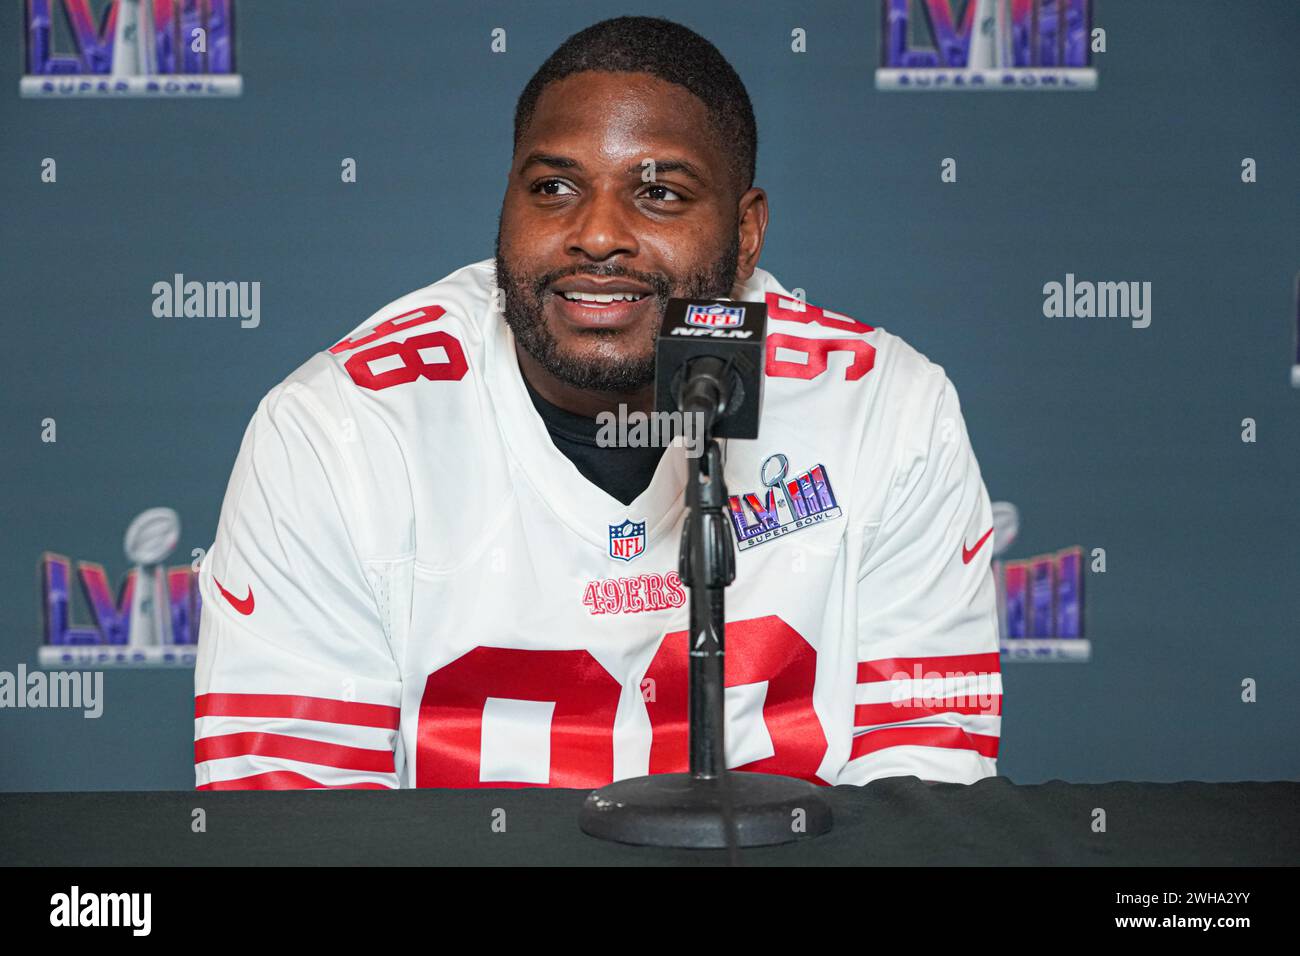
[560,291,645,304]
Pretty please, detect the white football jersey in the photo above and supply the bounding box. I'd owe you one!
[194,259,1002,790]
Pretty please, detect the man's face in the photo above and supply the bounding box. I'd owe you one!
[496,71,743,394]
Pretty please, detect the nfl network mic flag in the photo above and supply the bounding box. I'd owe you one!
[655,298,768,440]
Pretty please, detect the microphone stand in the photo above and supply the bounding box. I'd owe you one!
[579,369,833,849]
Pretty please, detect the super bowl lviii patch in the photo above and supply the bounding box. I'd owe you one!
[728,454,842,552]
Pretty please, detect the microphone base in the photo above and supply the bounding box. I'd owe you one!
[579,771,833,849]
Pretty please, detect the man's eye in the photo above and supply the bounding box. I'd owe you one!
[641,184,683,202]
[531,179,576,197]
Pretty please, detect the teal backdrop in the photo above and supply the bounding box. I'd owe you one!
[1,0,1297,790]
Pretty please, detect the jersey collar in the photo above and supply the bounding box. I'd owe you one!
[481,267,782,553]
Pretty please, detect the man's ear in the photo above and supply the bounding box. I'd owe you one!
[732,186,769,286]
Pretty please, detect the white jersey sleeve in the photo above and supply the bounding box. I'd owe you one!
[842,365,1001,785]
[194,373,403,790]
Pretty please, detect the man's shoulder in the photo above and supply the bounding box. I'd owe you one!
[263,259,497,419]
[749,268,953,418]
[326,258,497,354]
[750,272,977,519]
[231,256,493,455]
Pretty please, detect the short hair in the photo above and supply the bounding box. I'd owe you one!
[513,16,757,195]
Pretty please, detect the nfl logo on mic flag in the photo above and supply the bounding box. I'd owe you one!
[21,0,241,97]
[685,303,746,329]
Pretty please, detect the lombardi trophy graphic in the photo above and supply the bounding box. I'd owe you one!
[124,507,181,647]
[111,0,157,79]
[1292,271,1300,389]
[967,0,1014,70]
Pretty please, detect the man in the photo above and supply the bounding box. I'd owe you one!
[194,16,1001,791]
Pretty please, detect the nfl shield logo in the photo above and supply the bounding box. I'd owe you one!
[685,303,745,329]
[608,519,646,562]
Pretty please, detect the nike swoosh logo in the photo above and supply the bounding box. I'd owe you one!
[214,578,255,615]
[962,527,994,564]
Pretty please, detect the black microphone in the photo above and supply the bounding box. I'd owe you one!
[654,298,768,440]
[582,294,832,850]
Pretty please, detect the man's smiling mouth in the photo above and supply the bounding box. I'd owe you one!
[546,276,658,324]
[559,290,647,304]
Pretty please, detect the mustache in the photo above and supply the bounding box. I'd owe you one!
[529,265,673,300]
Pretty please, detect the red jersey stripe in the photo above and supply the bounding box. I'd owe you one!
[857,653,1001,684]
[195,732,396,773]
[849,724,1000,761]
[197,770,393,791]
[855,696,1001,726]
[195,693,400,729]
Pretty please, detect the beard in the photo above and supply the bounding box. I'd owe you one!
[494,230,740,394]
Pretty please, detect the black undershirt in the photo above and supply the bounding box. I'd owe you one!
[523,376,664,506]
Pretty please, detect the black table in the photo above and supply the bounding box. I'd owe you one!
[4,777,1297,865]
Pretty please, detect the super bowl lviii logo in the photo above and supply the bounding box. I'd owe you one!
[990,502,1091,662]
[40,508,202,667]
[22,0,240,97]
[728,453,843,552]
[877,0,1097,91]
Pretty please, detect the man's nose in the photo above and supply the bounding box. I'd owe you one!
[565,185,640,262]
